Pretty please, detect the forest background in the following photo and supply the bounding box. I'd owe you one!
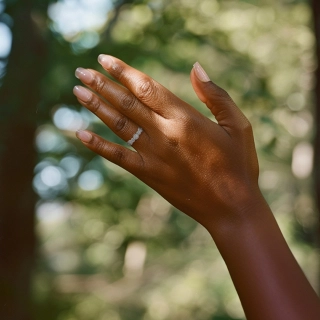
[0,0,320,319]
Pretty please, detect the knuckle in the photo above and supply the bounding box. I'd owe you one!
[166,136,180,148]
[163,119,190,148]
[208,82,231,102]
[95,139,107,154]
[115,116,128,132]
[93,76,105,94]
[87,96,101,114]
[113,148,125,163]
[214,85,231,100]
[235,116,252,134]
[120,93,137,112]
[111,63,125,80]
[136,78,155,102]
[242,119,253,134]
[164,129,181,148]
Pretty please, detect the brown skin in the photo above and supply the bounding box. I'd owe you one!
[73,55,320,319]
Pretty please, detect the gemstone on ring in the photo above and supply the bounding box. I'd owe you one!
[127,127,143,146]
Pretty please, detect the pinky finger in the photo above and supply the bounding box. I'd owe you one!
[76,130,144,175]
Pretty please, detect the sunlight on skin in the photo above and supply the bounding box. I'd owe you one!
[23,1,319,318]
[72,54,320,319]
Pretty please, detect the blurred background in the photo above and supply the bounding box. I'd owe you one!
[0,0,319,319]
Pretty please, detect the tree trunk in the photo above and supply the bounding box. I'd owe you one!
[311,0,320,294]
[0,1,47,319]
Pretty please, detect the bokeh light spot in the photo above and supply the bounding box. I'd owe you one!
[124,241,147,278]
[60,155,81,178]
[53,106,88,131]
[78,170,103,191]
[41,166,63,187]
[292,142,313,179]
[0,22,12,57]
[37,201,71,224]
[36,126,67,153]
[48,0,113,40]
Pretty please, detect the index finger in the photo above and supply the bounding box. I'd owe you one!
[98,55,187,119]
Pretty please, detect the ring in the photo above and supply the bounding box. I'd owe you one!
[127,127,143,146]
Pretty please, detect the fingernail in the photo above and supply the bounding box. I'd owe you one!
[76,130,92,143]
[193,62,210,82]
[98,54,113,69]
[75,67,94,84]
[73,86,92,102]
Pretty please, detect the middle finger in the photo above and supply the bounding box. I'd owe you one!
[73,85,149,148]
[75,67,158,129]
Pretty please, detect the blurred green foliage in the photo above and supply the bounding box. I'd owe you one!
[1,0,318,319]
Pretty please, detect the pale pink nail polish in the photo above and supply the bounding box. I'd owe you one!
[76,130,92,143]
[73,86,92,102]
[193,62,210,82]
[98,54,113,69]
[75,67,94,84]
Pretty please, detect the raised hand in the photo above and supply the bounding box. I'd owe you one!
[73,56,320,320]
[73,55,261,232]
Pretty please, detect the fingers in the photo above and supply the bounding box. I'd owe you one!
[190,62,250,134]
[97,55,185,119]
[190,62,257,173]
[73,85,149,148]
[76,130,144,175]
[75,67,157,129]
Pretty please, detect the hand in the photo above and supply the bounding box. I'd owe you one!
[73,55,261,232]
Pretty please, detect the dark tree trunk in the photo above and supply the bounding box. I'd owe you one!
[0,1,47,319]
[311,0,320,294]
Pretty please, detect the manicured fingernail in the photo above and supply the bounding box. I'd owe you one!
[98,54,113,69]
[193,62,210,82]
[75,67,94,84]
[73,86,92,102]
[76,130,92,143]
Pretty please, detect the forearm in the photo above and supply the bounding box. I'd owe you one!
[74,56,320,319]
[207,194,320,320]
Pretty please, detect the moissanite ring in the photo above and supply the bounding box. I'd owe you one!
[127,127,143,146]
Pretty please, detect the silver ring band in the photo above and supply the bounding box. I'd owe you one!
[127,127,143,146]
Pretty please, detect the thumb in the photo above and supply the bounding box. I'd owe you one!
[190,62,248,132]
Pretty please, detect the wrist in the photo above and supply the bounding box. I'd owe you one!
[203,190,320,320]
[204,188,271,242]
